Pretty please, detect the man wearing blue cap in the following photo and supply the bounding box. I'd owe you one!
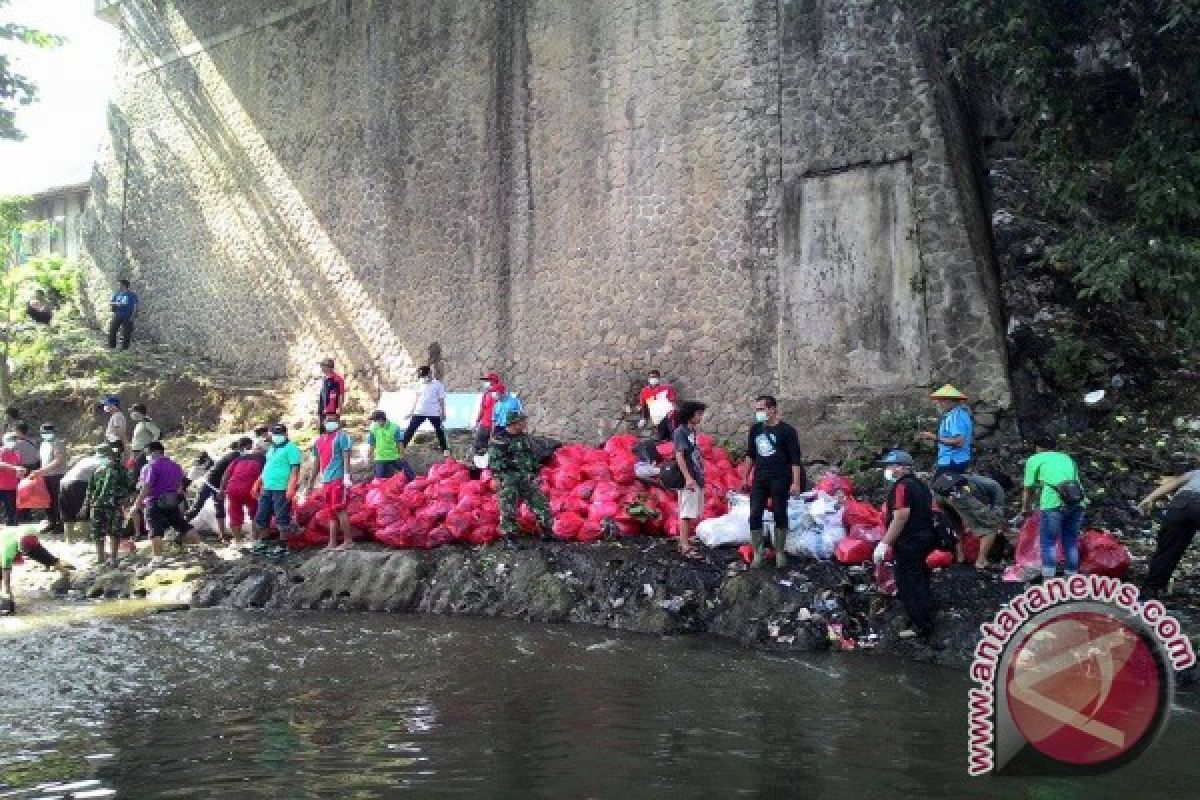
[100,396,129,456]
[873,450,937,640]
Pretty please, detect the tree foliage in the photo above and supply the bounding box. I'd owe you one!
[918,0,1200,340]
[0,0,65,140]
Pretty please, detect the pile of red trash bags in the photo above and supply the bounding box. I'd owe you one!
[287,433,746,550]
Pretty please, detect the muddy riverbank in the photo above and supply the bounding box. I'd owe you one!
[15,535,1197,676]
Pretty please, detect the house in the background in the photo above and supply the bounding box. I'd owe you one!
[17,180,90,262]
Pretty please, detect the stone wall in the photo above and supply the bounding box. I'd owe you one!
[83,0,1010,448]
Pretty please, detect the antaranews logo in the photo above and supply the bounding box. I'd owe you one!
[967,575,1196,776]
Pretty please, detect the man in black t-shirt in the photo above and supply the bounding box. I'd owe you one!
[185,440,243,538]
[873,449,938,641]
[744,395,805,569]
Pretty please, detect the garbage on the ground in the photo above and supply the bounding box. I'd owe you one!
[784,491,846,558]
[695,492,810,547]
[926,549,955,570]
[1084,389,1106,405]
[1013,515,1132,578]
[282,432,747,550]
[834,537,872,565]
[874,562,897,596]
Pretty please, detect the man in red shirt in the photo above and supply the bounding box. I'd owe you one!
[637,370,678,442]
[317,358,345,428]
[473,371,503,457]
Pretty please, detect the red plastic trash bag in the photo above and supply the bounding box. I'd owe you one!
[959,533,981,564]
[1015,514,1063,570]
[926,550,955,570]
[16,477,51,510]
[552,512,584,541]
[847,524,884,544]
[1079,530,1131,578]
[874,562,897,595]
[603,434,638,456]
[843,500,883,529]
[834,537,872,565]
[814,473,854,496]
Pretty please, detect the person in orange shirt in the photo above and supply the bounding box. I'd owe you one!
[637,370,678,442]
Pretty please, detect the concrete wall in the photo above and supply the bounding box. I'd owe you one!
[83,0,1010,447]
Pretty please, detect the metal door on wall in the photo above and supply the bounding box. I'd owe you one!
[777,158,930,393]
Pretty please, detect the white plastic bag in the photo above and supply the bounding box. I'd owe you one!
[696,493,751,546]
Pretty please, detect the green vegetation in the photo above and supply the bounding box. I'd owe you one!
[840,406,930,493]
[1,0,64,140]
[2,195,87,403]
[918,0,1200,341]
[1044,332,1106,391]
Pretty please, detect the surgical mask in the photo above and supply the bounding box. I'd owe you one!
[481,382,491,391]
[648,377,660,386]
[324,421,340,432]
[242,449,254,456]
[884,467,900,483]
[754,411,768,423]
[421,376,431,384]
[96,457,110,466]
[130,413,144,422]
[271,434,286,445]
[41,432,55,441]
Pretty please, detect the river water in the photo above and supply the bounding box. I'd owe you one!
[0,608,1196,798]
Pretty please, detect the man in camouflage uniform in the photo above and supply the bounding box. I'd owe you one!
[488,410,553,548]
[85,444,132,566]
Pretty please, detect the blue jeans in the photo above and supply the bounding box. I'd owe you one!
[254,489,295,534]
[373,459,415,481]
[1039,508,1084,577]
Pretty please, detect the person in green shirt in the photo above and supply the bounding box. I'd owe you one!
[1021,435,1086,579]
[252,423,302,542]
[1,530,73,614]
[366,410,414,481]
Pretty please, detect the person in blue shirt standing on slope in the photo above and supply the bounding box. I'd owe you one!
[108,278,139,350]
[918,384,974,479]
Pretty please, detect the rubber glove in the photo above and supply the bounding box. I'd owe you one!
[873,541,889,564]
[343,474,352,488]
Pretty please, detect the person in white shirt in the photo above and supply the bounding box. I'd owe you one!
[401,365,450,458]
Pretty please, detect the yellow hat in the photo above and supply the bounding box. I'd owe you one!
[930,384,967,400]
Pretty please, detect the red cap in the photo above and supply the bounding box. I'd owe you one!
[480,371,501,382]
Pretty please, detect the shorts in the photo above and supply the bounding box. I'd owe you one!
[225,489,258,529]
[677,487,703,520]
[59,480,89,522]
[146,503,190,539]
[323,481,348,512]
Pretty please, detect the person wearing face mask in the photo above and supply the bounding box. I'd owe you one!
[308,413,356,549]
[253,424,302,542]
[402,365,450,458]
[0,434,27,526]
[873,450,938,641]
[743,395,805,569]
[85,444,133,566]
[128,403,163,474]
[28,423,68,535]
[99,395,130,456]
[637,370,679,442]
[128,441,197,557]
[367,410,415,481]
[219,437,264,546]
[473,372,503,457]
